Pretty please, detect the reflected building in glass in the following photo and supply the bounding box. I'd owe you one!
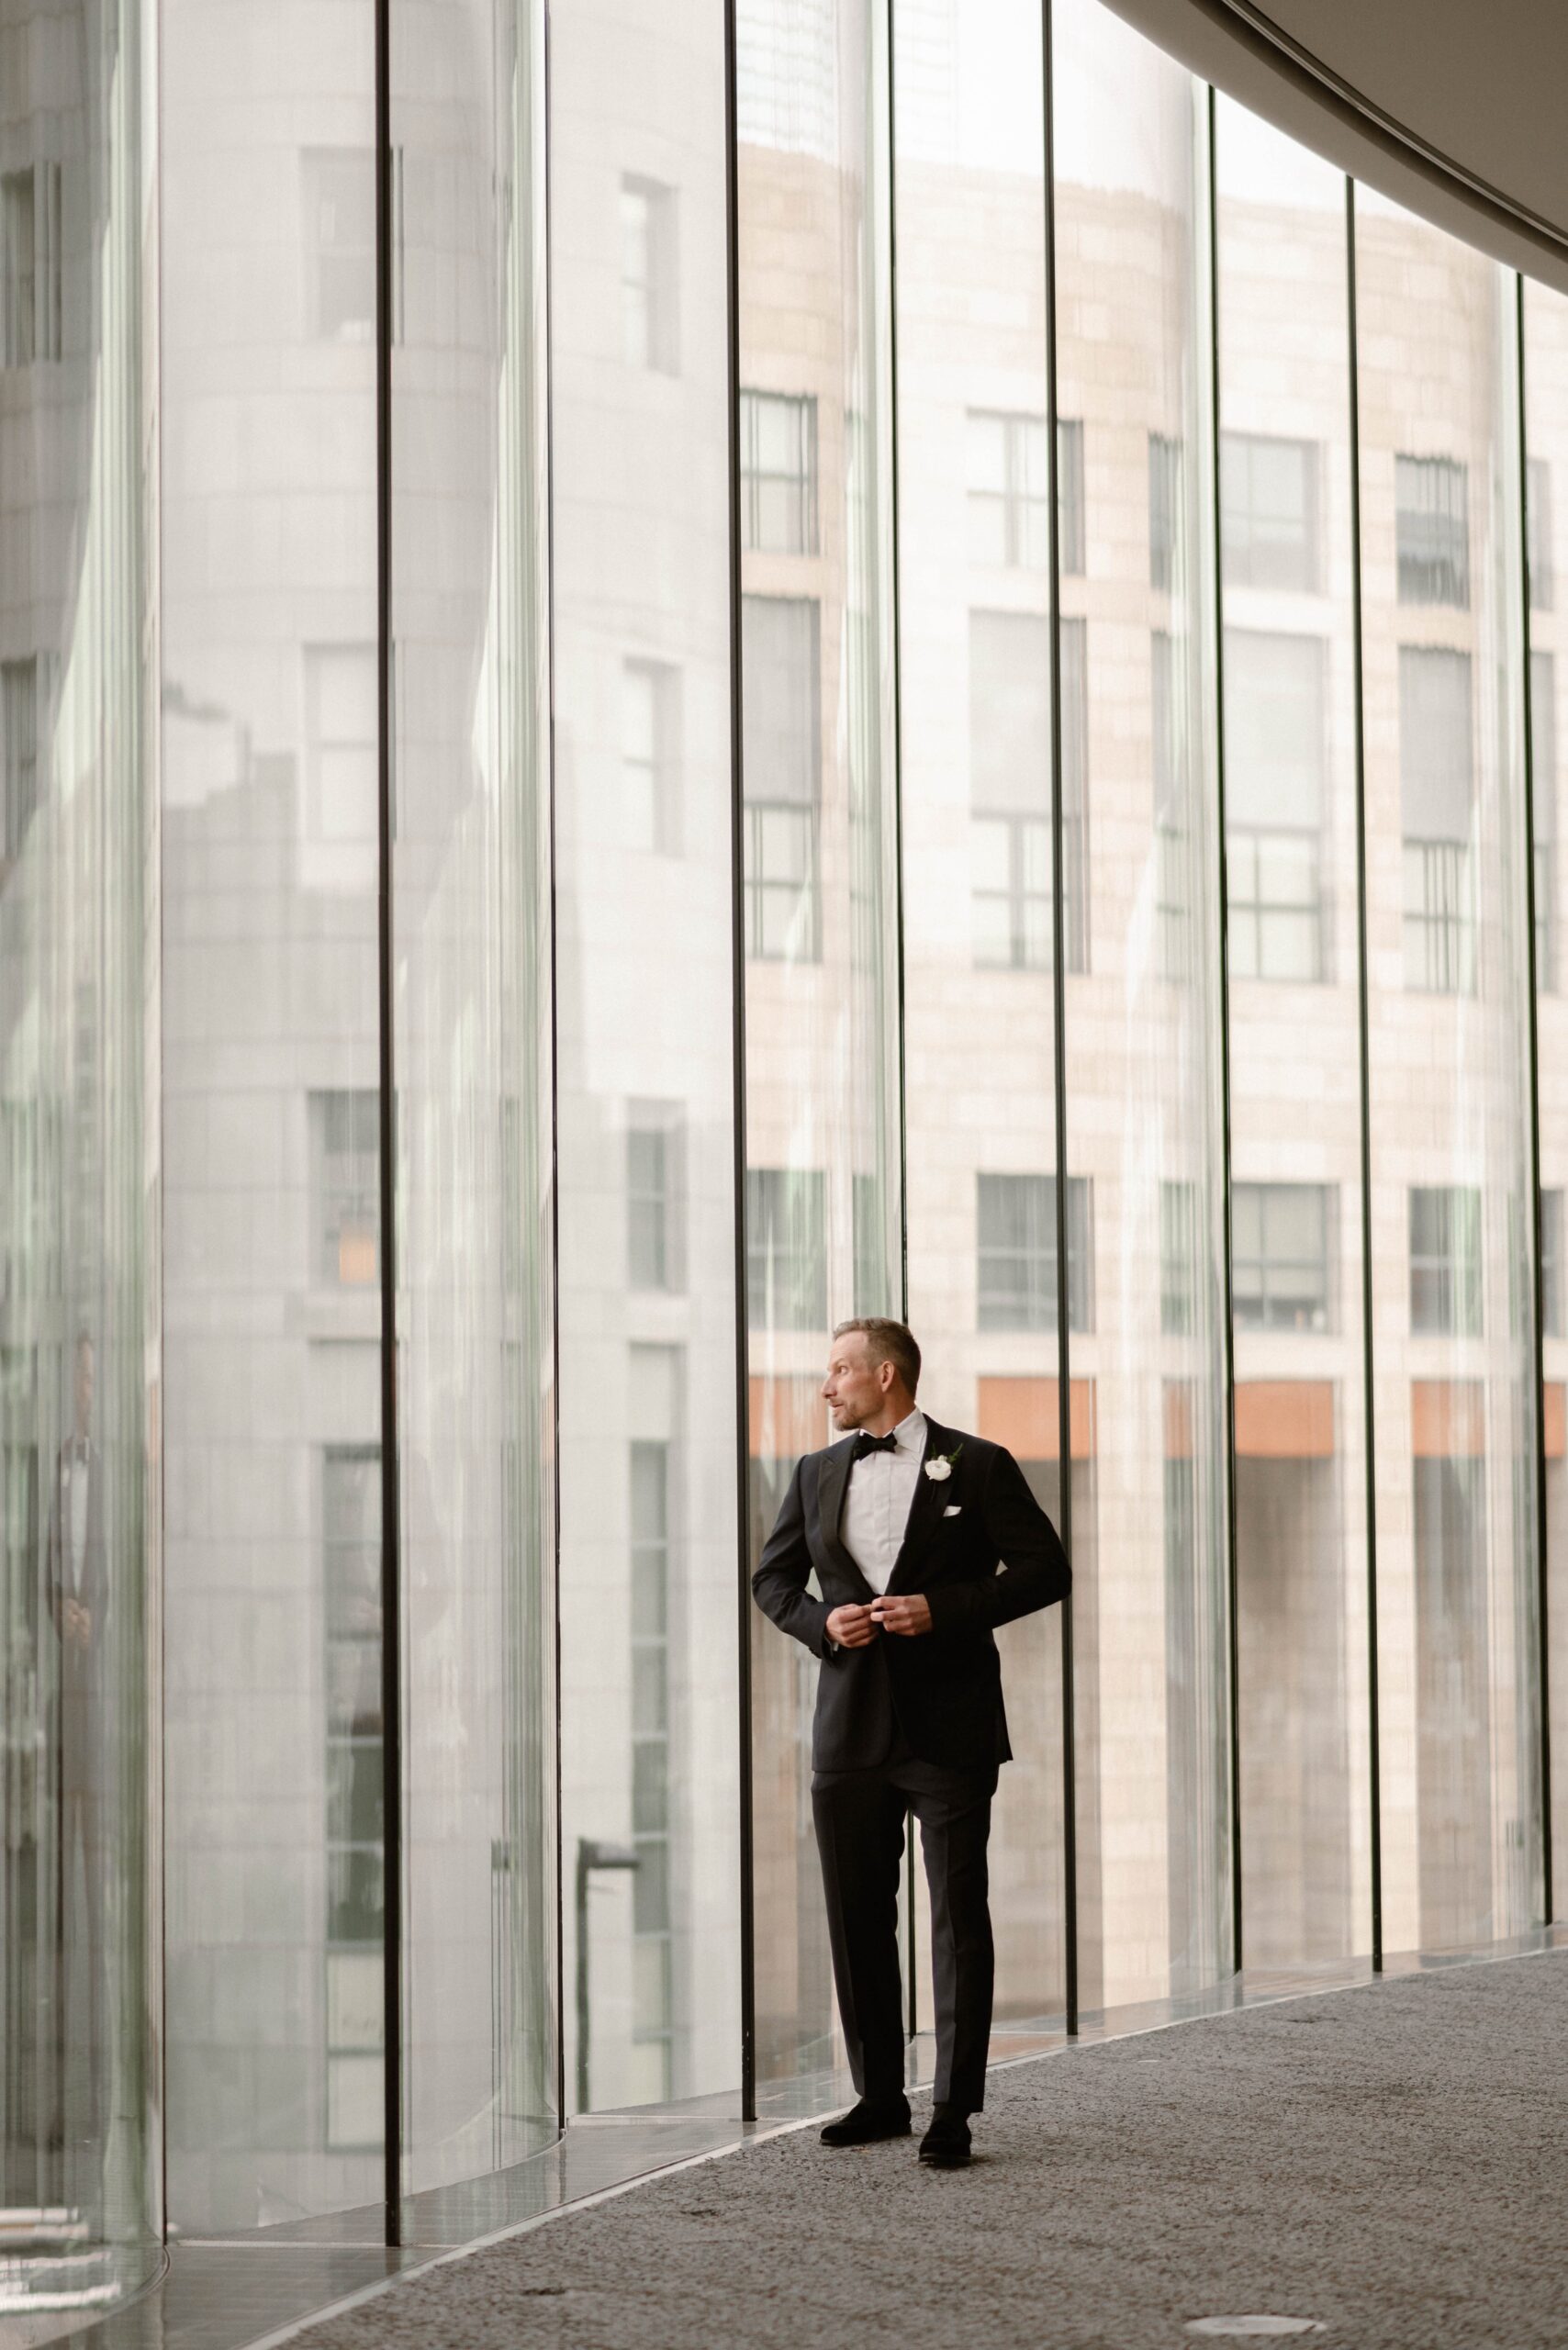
[1,0,1565,2316]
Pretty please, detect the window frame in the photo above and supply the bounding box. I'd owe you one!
[976,1171,1092,1334]
[1221,431,1322,593]
[1231,1181,1334,1334]
[1395,453,1471,609]
[1408,1185,1484,1338]
[740,388,819,555]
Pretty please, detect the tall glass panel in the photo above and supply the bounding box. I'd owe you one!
[894,0,1068,2032]
[1053,0,1231,2011]
[162,0,384,2229]
[737,0,904,2100]
[1356,195,1540,1952]
[0,0,159,2300]
[550,0,742,2115]
[1215,103,1372,1966]
[392,0,555,2199]
[1522,279,1568,1911]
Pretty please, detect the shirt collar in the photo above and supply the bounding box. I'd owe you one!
[891,1408,925,1456]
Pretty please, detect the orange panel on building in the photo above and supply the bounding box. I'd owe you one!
[748,1374,827,1460]
[976,1376,1095,1460]
[1546,1382,1565,1461]
[1233,1381,1335,1459]
[1410,1378,1486,1459]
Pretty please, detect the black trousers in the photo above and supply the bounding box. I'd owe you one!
[812,1738,995,2114]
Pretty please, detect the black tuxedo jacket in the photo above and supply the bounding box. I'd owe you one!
[751,1416,1070,1777]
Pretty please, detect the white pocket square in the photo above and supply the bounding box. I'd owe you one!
[943,1505,962,1517]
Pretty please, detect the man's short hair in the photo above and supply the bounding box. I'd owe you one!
[833,1316,921,1396]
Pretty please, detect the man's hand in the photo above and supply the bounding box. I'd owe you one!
[869,1594,932,1638]
[825,1603,877,1649]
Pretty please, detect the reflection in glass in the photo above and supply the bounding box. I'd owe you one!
[740,0,902,2100]
[895,0,1067,2036]
[552,0,742,2115]
[392,0,556,2199]
[1055,0,1230,2009]
[1357,189,1541,1953]
[1216,97,1372,1966]
[161,0,384,2232]
[0,0,157,2302]
[1523,282,1568,1905]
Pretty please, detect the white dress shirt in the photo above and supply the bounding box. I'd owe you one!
[839,1407,926,1596]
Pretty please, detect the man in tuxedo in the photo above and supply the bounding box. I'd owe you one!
[752,1317,1070,2168]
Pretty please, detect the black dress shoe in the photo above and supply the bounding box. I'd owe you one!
[918,2105,972,2166]
[820,2097,912,2146]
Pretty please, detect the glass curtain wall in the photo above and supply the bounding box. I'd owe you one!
[1215,103,1373,1964]
[161,0,384,2232]
[391,0,555,2205]
[894,0,1069,2033]
[550,0,742,2117]
[1052,0,1231,2012]
[17,0,1568,2293]
[737,0,904,2103]
[1356,191,1542,1953]
[0,0,159,2299]
[1523,281,1567,1908]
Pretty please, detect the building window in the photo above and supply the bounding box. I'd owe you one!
[965,412,1083,573]
[1401,647,1474,993]
[1221,433,1320,593]
[1409,1187,1483,1337]
[746,1168,826,1331]
[1225,631,1327,982]
[1232,1183,1332,1333]
[1058,420,1085,576]
[1532,648,1556,992]
[1529,457,1553,611]
[305,643,378,849]
[852,1171,888,1316]
[742,596,820,961]
[622,658,679,853]
[1396,454,1470,608]
[622,176,678,374]
[967,410,1045,569]
[969,611,1041,970]
[628,1103,683,1292]
[303,148,398,344]
[1161,1180,1198,1337]
[1543,1190,1563,1341]
[1152,630,1191,977]
[969,613,1087,975]
[976,1173,1092,1333]
[323,1446,383,2152]
[1229,830,1323,986]
[741,390,817,554]
[2,170,36,365]
[310,1091,380,1286]
[630,1427,673,2098]
[1149,432,1183,594]
[2,162,61,367]
[2,657,39,863]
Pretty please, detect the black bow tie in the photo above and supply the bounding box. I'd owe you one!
[852,1431,899,1461]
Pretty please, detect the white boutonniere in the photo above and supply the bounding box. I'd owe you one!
[924,1445,962,1483]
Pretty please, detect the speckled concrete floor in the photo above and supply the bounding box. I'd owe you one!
[290,1951,1568,2350]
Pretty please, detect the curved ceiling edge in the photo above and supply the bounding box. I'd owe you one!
[1096,0,1568,298]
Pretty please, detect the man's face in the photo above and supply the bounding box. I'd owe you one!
[821,1332,890,1431]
